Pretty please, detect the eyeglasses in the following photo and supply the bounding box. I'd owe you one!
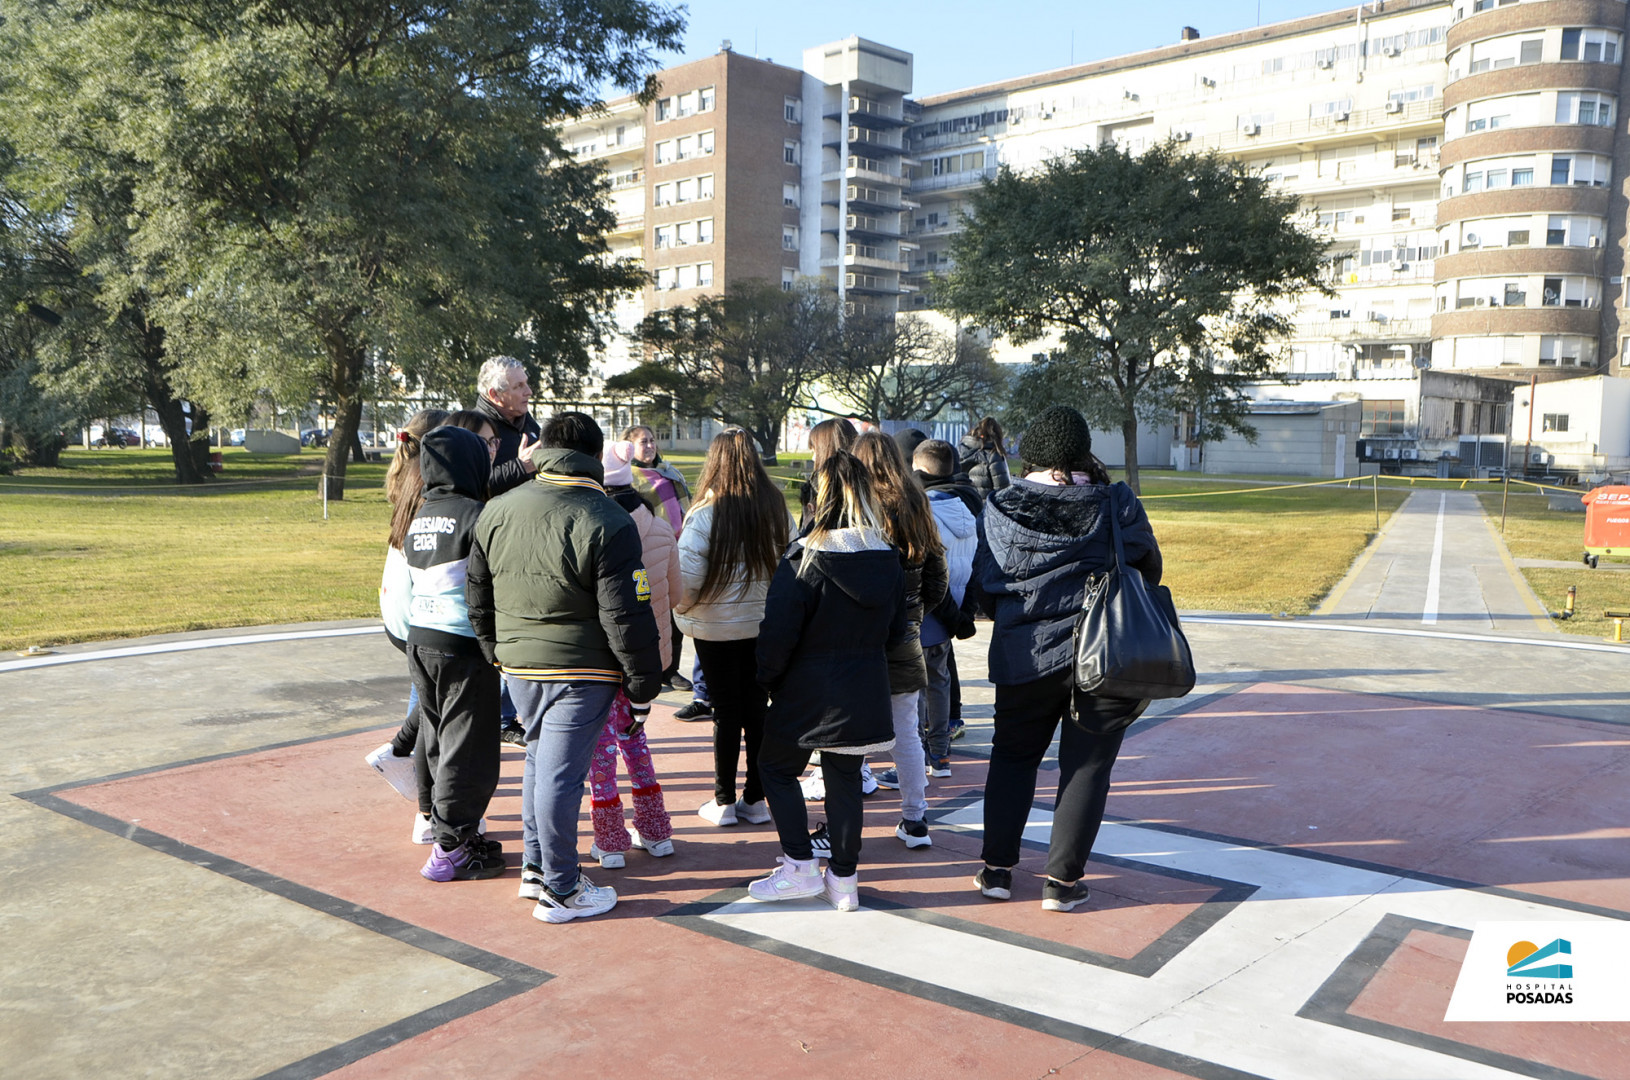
[484,436,501,450]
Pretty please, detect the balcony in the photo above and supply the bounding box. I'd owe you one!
[823,96,909,128]
[910,166,998,195]
[1197,97,1443,155]
[823,161,908,188]
[1292,318,1434,342]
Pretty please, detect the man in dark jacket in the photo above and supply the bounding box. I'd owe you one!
[467,411,663,924]
[913,442,981,746]
[406,425,505,882]
[472,356,542,497]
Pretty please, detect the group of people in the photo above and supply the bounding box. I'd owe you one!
[368,354,1164,924]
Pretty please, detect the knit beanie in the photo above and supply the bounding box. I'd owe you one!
[892,428,930,462]
[1018,406,1093,473]
[601,440,636,487]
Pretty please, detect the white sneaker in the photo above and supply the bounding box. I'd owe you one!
[860,762,879,795]
[589,843,626,869]
[747,855,824,901]
[365,743,418,802]
[518,863,546,901]
[630,831,675,857]
[734,798,772,824]
[823,868,859,911]
[800,769,826,802]
[412,814,486,845]
[698,798,738,826]
[533,874,617,923]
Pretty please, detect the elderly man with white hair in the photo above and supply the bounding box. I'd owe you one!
[472,356,542,497]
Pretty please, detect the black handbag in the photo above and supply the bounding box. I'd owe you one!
[1072,484,1195,702]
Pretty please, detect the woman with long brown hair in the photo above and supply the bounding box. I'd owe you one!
[958,416,1012,498]
[674,428,794,826]
[798,417,857,530]
[850,431,947,849]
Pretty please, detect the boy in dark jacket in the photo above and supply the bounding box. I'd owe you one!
[467,412,663,924]
[405,425,504,882]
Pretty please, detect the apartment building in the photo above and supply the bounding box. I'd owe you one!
[562,1,1630,473]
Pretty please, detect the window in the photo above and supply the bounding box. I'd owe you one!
[1552,156,1573,185]
[783,140,799,165]
[783,182,799,208]
[698,130,714,155]
[675,178,693,203]
[1556,91,1615,126]
[1520,39,1543,64]
[781,268,796,292]
[655,267,676,290]
[1508,229,1530,246]
[1486,168,1509,189]
[677,264,696,289]
[655,97,672,122]
[654,140,674,164]
[697,174,713,199]
[696,262,713,287]
[653,183,672,206]
[784,97,801,123]
[1542,413,1570,433]
[782,225,799,251]
[675,221,694,246]
[1551,153,1611,187]
[698,86,715,112]
[696,218,714,244]
[1362,400,1407,436]
[1503,283,1527,307]
[677,91,696,118]
[1513,167,1534,186]
[1561,28,1620,63]
[675,135,694,161]
[654,225,673,249]
[1541,335,1593,366]
[1464,170,1484,193]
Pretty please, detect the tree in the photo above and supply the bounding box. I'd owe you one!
[807,312,1008,427]
[3,0,681,497]
[609,282,839,463]
[941,140,1330,493]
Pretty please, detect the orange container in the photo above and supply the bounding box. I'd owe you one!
[1581,485,1630,562]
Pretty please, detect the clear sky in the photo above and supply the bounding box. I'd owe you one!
[658,1,1384,98]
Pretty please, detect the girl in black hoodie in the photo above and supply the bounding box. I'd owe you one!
[751,453,910,911]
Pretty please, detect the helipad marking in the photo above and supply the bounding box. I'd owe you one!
[1424,492,1447,625]
[0,625,383,673]
[1185,617,1630,655]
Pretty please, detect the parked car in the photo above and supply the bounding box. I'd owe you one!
[93,426,139,448]
[228,429,246,446]
[299,428,329,447]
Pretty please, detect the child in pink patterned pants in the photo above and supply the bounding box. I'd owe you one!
[588,691,674,865]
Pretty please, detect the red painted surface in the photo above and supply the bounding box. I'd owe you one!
[1350,929,1628,1079]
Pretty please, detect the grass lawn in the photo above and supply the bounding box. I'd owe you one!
[2,448,1406,650]
[1475,489,1630,639]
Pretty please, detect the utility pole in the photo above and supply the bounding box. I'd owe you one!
[1521,373,1538,480]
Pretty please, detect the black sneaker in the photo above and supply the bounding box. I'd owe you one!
[674,700,713,721]
[948,719,966,741]
[667,673,693,693]
[809,822,831,858]
[500,722,527,747]
[1042,878,1091,912]
[896,818,931,849]
[974,866,1013,900]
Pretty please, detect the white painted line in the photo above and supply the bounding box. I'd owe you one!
[0,625,383,673]
[1185,616,1630,656]
[1423,492,1446,625]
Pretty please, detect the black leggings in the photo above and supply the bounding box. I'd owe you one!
[693,637,767,806]
[759,737,864,878]
[980,667,1130,883]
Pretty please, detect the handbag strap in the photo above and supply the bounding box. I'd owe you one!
[1105,482,1127,572]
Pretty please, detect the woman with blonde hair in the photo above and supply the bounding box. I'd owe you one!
[675,428,794,825]
[751,452,909,909]
[850,431,947,849]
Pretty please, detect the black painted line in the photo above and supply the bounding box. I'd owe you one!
[16,789,552,1079]
[1298,913,1600,1080]
[1099,816,1630,921]
[658,898,1273,1080]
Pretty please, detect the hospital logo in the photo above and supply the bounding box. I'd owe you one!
[1506,939,1572,979]
[1447,923,1630,1021]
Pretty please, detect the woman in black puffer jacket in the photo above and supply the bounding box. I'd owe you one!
[970,406,1163,913]
[958,416,1012,499]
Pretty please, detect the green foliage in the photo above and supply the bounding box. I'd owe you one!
[941,140,1329,491]
[0,0,682,495]
[611,282,839,459]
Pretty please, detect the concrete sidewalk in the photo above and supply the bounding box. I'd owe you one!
[3,598,1629,1078]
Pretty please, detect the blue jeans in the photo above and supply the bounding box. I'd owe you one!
[691,655,710,704]
[510,679,619,894]
[500,675,517,724]
[918,640,954,762]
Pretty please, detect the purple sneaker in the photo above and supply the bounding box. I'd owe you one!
[420,839,506,882]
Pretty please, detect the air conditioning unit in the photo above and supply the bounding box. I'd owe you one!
[1201,76,1217,88]
[1316,57,1335,69]
[1334,111,1351,123]
[1173,130,1193,142]
[1530,451,1549,465]
[1401,448,1421,460]
[1384,447,1401,459]
[1383,45,1403,57]
[1123,89,1138,101]
[1590,235,1602,248]
[1241,122,1261,136]
[1385,100,1405,114]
